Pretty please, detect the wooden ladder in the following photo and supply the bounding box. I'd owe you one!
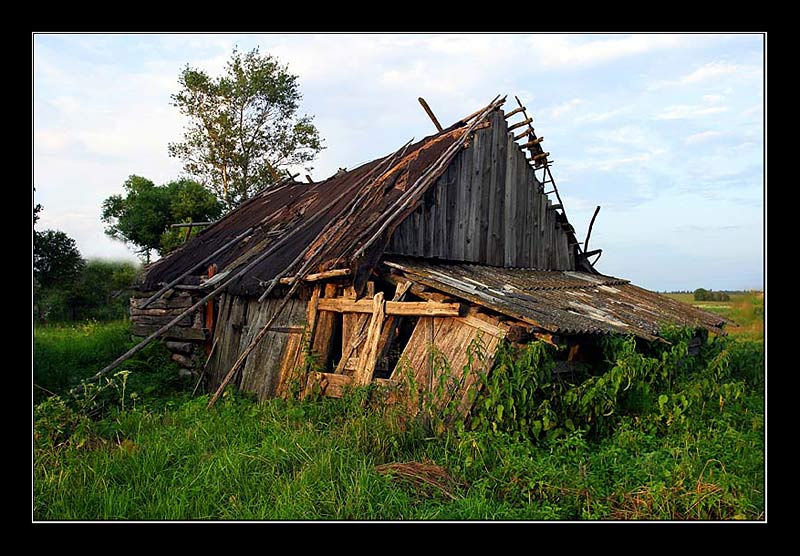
[504,95,586,258]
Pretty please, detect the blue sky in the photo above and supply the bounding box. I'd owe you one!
[33,33,764,291]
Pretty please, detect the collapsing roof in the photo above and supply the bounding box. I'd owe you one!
[113,94,734,410]
[141,121,476,297]
[383,258,726,340]
[134,94,725,349]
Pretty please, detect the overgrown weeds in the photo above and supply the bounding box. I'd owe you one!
[33,321,764,520]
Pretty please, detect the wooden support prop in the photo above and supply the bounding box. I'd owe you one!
[353,292,385,386]
[311,283,339,365]
[531,152,550,161]
[192,337,219,397]
[460,102,496,124]
[170,222,214,228]
[334,323,368,375]
[305,175,313,183]
[139,227,254,309]
[583,248,602,258]
[87,170,330,390]
[317,298,460,316]
[504,106,525,119]
[548,203,563,211]
[278,268,352,284]
[506,117,533,132]
[583,205,601,254]
[418,97,443,132]
[513,129,532,141]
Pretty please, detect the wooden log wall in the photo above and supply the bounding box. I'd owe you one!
[130,289,209,372]
[387,109,574,270]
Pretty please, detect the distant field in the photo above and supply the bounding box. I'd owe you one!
[664,291,764,341]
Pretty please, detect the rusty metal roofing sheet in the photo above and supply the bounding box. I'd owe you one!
[383,257,727,340]
[141,124,468,296]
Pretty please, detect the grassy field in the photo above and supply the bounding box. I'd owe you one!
[664,291,764,342]
[33,317,765,521]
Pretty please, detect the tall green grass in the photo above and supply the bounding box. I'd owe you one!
[33,322,765,521]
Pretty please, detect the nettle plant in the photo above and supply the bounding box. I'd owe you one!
[469,325,754,442]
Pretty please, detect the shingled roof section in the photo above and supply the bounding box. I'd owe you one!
[382,257,728,341]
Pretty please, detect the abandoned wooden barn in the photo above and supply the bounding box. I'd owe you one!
[128,95,726,414]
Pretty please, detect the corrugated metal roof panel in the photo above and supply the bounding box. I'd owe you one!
[383,257,728,340]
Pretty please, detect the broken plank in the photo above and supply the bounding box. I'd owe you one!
[278,268,351,284]
[353,292,385,386]
[317,298,460,316]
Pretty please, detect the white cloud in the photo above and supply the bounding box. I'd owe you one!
[680,61,758,84]
[31,33,764,289]
[743,104,763,117]
[548,98,583,119]
[685,130,724,144]
[574,106,631,124]
[527,34,719,69]
[649,61,761,89]
[655,104,728,120]
[603,126,649,146]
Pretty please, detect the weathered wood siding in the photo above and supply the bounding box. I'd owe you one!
[205,293,307,400]
[390,314,507,418]
[387,109,574,270]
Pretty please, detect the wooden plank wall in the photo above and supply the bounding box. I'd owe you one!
[387,109,573,270]
[390,315,506,419]
[205,293,307,400]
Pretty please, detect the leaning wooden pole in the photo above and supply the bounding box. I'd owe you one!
[418,97,443,132]
[139,227,254,309]
[583,205,601,254]
[79,188,357,392]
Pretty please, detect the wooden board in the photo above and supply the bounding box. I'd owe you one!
[503,133,517,266]
[390,314,505,420]
[239,296,306,400]
[131,323,207,341]
[487,114,507,266]
[275,328,305,398]
[353,292,386,386]
[311,283,339,364]
[317,298,460,316]
[205,294,250,391]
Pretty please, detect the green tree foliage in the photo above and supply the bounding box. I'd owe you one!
[36,259,140,323]
[67,260,140,321]
[34,230,84,289]
[168,47,323,211]
[693,288,730,302]
[34,200,85,320]
[101,175,222,263]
